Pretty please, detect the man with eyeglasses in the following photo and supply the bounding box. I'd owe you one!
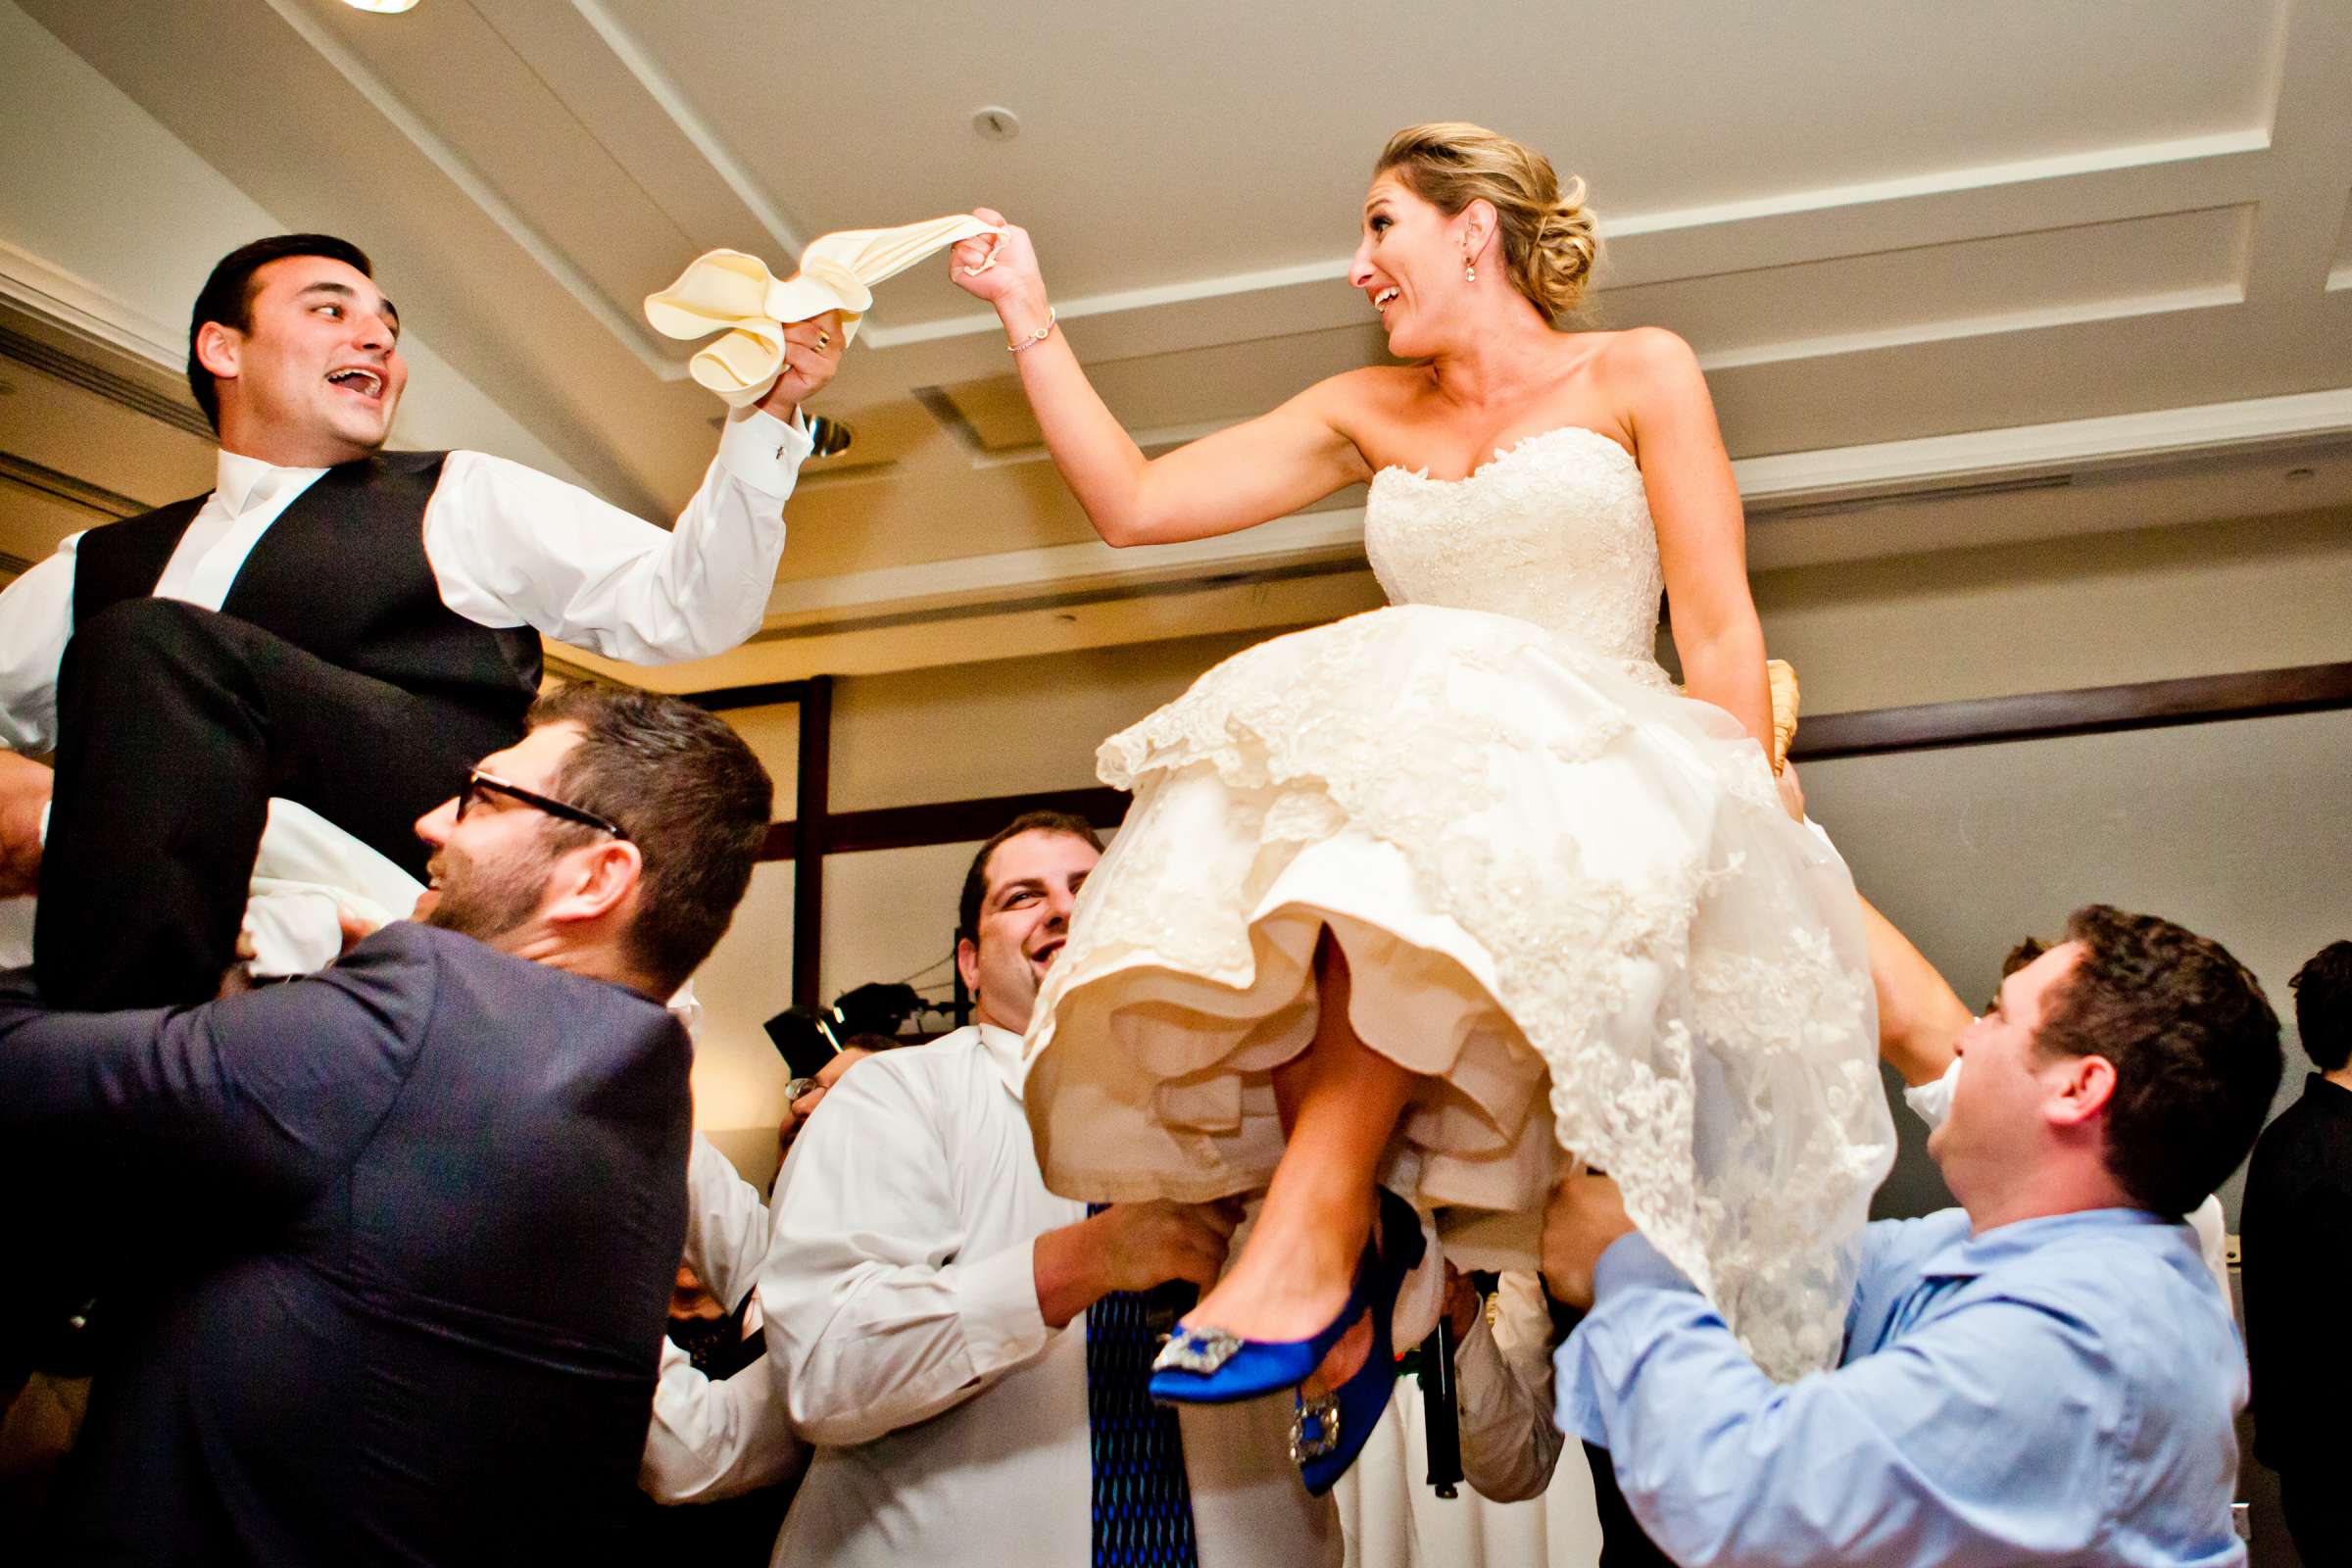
[0,683,774,1567]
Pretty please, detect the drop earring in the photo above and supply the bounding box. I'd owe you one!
[1463,241,1477,283]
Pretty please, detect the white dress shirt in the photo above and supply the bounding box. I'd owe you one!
[640,1134,807,1504]
[1333,1272,1602,1568]
[1903,1059,2233,1301]
[0,405,809,752]
[762,1023,1343,1568]
[1452,1270,1567,1503]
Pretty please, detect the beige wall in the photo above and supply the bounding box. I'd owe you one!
[1751,504,2352,711]
[685,502,2352,1145]
[1808,707,2349,1225]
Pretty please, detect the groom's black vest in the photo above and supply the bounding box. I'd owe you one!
[71,450,543,729]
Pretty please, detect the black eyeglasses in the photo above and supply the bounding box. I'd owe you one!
[457,769,630,841]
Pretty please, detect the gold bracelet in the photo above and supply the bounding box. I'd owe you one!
[1007,309,1056,354]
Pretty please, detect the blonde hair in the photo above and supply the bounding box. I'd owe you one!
[1375,122,1598,320]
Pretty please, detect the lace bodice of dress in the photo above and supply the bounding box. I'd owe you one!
[1365,424,1665,669]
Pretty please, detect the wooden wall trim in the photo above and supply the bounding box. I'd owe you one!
[759,786,1128,861]
[689,678,820,712]
[788,675,833,1007]
[1789,660,2352,761]
[747,661,2352,862]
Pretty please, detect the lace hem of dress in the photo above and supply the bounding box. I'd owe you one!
[1052,607,1888,1381]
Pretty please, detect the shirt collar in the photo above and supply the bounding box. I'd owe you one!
[2304,1072,2352,1115]
[975,1022,1025,1101]
[215,448,328,518]
[1921,1205,2180,1281]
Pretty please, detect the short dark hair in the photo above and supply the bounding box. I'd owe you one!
[2289,941,2352,1072]
[527,683,773,997]
[1987,936,2048,1008]
[2032,905,2281,1217]
[187,234,374,433]
[956,810,1104,944]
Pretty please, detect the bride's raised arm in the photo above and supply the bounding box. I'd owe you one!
[953,210,1371,548]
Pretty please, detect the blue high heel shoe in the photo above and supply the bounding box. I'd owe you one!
[1296,1190,1425,1494]
[1147,1188,1426,1413]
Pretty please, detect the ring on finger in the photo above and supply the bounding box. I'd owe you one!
[817,330,830,350]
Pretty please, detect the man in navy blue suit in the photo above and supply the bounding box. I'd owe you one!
[0,681,772,1566]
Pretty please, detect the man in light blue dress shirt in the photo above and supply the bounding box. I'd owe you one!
[1545,902,2282,1567]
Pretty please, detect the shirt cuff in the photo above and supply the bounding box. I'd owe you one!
[1902,1057,1961,1128]
[1592,1232,1698,1301]
[715,404,813,497]
[948,1239,1053,1377]
[1451,1309,1512,1418]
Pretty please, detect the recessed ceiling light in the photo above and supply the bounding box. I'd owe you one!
[808,416,854,459]
[338,0,420,13]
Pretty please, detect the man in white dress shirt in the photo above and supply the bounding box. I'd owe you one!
[0,232,839,1008]
[762,810,1346,1568]
[640,1133,807,1507]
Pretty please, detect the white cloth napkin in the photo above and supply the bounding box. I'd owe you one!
[645,216,1004,407]
[8,798,419,980]
[242,797,424,977]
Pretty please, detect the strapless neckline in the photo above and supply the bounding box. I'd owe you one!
[1373,423,1638,488]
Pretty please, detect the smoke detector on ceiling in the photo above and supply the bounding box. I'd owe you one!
[971,107,1021,142]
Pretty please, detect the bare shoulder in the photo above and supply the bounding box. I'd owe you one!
[1302,364,1422,419]
[1288,365,1425,461]
[1592,325,1702,382]
[1588,329,1712,436]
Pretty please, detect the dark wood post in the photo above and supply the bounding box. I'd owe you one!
[791,674,833,1010]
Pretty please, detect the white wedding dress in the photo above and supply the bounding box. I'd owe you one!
[1020,424,1894,1380]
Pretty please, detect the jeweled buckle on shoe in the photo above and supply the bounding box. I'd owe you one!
[1289,1392,1341,1464]
[1153,1324,1243,1376]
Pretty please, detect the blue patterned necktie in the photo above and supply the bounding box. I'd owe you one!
[1086,1204,1200,1568]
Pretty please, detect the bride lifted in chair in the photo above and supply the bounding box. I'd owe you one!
[948,122,1892,1491]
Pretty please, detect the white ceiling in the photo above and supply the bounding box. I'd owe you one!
[3,0,2350,690]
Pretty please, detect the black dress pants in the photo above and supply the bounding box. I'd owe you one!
[1586,1443,1680,1567]
[34,599,518,1009]
[2280,1467,2349,1566]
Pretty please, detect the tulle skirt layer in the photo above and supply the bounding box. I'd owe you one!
[1020,606,1893,1379]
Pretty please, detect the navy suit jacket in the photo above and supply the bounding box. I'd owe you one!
[0,922,692,1566]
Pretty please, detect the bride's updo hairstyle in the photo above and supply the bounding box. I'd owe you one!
[1375,122,1599,322]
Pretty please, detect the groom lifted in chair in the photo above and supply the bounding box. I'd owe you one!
[0,232,841,1008]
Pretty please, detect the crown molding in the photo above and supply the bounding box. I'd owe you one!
[0,238,182,369]
[857,128,2274,355]
[0,450,150,520]
[255,0,687,380]
[751,383,2352,630]
[564,0,808,263]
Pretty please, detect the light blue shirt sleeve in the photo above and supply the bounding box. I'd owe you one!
[1555,1231,2157,1568]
